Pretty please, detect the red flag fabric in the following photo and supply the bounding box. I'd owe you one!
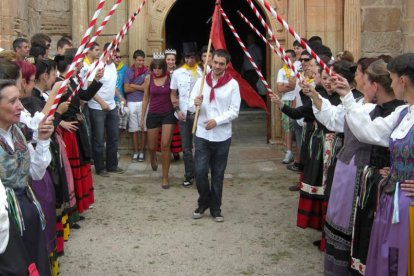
[210,1,268,111]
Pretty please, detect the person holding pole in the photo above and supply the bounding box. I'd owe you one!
[190,49,241,222]
[170,42,203,187]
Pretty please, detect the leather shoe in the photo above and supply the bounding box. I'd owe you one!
[287,163,301,172]
[108,167,125,174]
[97,170,110,177]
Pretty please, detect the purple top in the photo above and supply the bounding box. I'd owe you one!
[149,76,173,114]
[124,67,149,102]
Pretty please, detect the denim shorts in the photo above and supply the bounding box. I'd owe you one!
[146,110,177,129]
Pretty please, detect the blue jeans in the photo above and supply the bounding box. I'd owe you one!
[178,114,195,179]
[89,108,119,173]
[194,136,231,212]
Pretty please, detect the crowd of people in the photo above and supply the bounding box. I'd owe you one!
[271,36,414,275]
[0,33,240,275]
[0,28,412,276]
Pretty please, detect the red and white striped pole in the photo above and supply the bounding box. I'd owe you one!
[81,0,147,86]
[249,0,334,76]
[219,8,274,96]
[66,0,123,102]
[80,0,123,60]
[48,0,106,116]
[237,10,302,81]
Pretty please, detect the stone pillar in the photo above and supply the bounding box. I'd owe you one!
[344,0,361,59]
[403,0,414,53]
[287,0,305,48]
[128,0,148,63]
[71,0,89,46]
[0,1,20,49]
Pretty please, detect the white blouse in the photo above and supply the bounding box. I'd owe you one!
[312,94,370,133]
[341,92,410,147]
[0,126,51,181]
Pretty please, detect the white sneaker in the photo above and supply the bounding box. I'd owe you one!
[282,151,294,164]
[132,152,139,162]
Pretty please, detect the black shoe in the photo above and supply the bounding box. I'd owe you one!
[108,167,125,174]
[211,210,224,222]
[97,170,110,177]
[312,240,321,247]
[192,206,208,219]
[71,223,81,229]
[287,163,301,172]
[288,183,300,191]
[182,177,193,187]
[173,153,180,161]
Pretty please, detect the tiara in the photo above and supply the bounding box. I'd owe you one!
[164,49,177,56]
[153,52,165,60]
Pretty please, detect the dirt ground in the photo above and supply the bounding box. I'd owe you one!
[59,142,324,275]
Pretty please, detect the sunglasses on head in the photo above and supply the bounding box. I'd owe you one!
[300,58,312,62]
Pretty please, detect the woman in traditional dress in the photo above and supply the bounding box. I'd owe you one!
[55,51,103,215]
[0,77,54,275]
[305,57,379,275]
[141,56,177,189]
[339,53,414,276]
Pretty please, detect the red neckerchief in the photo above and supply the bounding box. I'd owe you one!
[132,65,148,80]
[206,71,233,102]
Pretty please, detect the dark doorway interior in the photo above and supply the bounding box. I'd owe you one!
[165,0,267,74]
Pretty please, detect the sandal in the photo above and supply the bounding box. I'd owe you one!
[151,156,158,171]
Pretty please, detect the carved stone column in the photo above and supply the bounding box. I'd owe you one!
[71,0,89,46]
[287,0,305,49]
[128,0,148,63]
[344,0,361,59]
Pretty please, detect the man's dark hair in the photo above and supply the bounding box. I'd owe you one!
[133,50,146,59]
[285,49,296,58]
[293,40,306,48]
[89,42,100,51]
[12,38,29,51]
[57,37,72,50]
[29,45,47,58]
[30,33,51,47]
[212,49,231,64]
[308,36,322,45]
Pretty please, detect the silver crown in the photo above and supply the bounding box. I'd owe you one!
[164,49,177,56]
[153,52,165,59]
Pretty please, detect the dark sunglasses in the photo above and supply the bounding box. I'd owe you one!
[300,58,312,62]
[115,56,121,59]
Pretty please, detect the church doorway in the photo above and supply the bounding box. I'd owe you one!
[165,0,270,141]
[165,0,268,90]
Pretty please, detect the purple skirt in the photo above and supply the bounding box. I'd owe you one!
[365,187,410,276]
[31,170,56,254]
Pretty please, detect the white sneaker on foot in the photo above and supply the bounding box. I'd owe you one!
[282,151,294,164]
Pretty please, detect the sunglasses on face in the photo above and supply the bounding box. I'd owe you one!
[115,56,121,59]
[300,58,312,62]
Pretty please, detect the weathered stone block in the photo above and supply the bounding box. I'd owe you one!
[362,31,402,54]
[363,7,401,32]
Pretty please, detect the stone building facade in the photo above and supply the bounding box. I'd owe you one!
[1,0,412,140]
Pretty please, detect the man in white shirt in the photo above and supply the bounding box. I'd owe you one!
[88,42,124,177]
[190,49,241,222]
[171,42,203,187]
[277,49,299,164]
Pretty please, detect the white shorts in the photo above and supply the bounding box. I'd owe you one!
[127,101,147,132]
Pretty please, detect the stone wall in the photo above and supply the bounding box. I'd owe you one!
[0,0,71,53]
[360,0,404,57]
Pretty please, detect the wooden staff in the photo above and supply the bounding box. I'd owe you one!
[192,38,212,134]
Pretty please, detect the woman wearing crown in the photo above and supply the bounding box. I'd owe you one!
[141,53,177,189]
[155,49,182,161]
